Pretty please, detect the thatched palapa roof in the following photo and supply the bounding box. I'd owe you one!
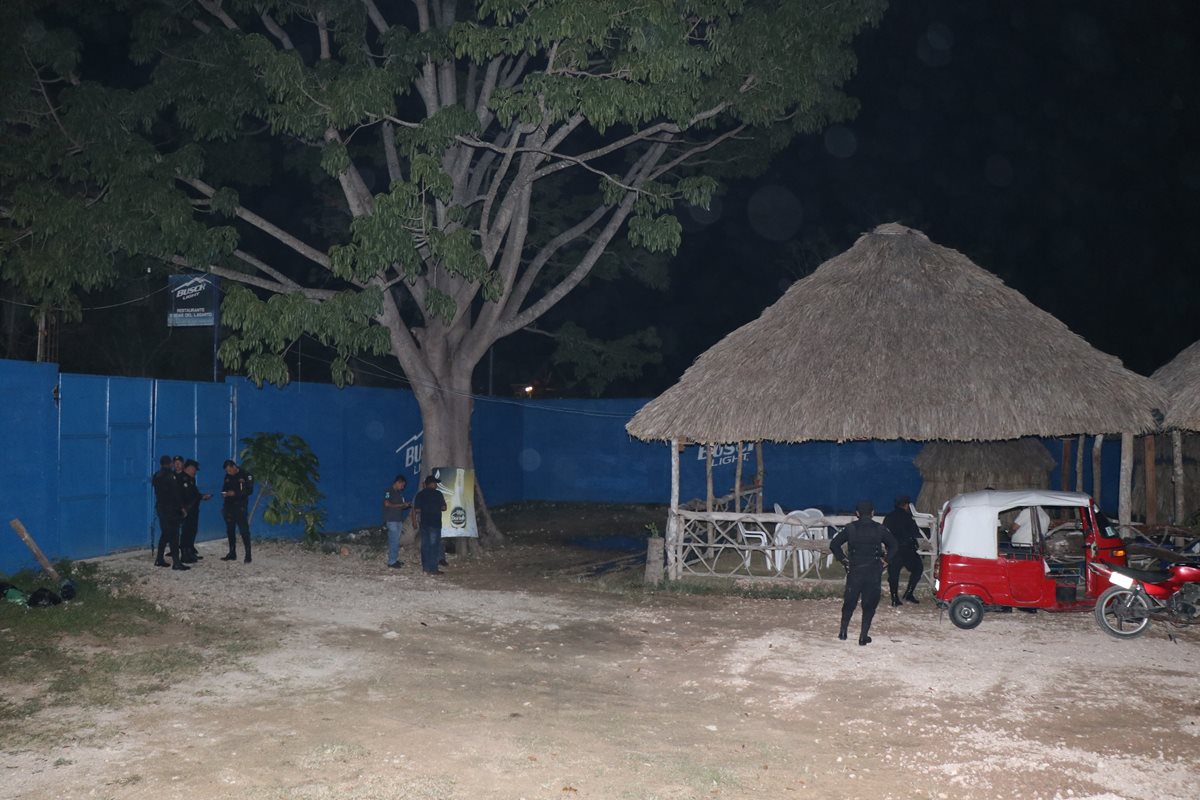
[627,223,1165,444]
[1151,340,1200,432]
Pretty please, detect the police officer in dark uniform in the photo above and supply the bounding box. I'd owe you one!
[884,495,924,606]
[152,455,189,571]
[220,459,254,563]
[179,459,212,563]
[829,500,897,645]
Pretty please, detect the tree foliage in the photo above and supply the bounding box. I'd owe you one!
[239,432,325,545]
[2,0,885,472]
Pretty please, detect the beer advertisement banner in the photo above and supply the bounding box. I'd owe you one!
[431,466,478,539]
[168,274,218,327]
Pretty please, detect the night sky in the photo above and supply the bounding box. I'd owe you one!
[625,0,1200,394]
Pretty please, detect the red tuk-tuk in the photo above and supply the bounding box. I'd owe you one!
[933,490,1127,629]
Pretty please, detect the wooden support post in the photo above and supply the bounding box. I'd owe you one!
[1092,434,1104,507]
[755,442,765,512]
[734,441,743,512]
[1075,434,1085,492]
[668,439,680,581]
[1144,435,1157,527]
[1061,439,1071,491]
[1172,429,1185,525]
[1119,432,1133,530]
[705,444,715,560]
[705,445,714,512]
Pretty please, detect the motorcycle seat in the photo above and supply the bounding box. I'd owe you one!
[1113,566,1171,584]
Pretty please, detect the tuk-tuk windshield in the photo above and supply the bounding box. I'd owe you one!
[1095,511,1120,539]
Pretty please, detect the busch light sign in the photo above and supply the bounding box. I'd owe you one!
[168,275,218,327]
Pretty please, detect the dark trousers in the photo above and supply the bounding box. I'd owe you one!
[181,510,200,557]
[223,505,252,559]
[420,525,442,573]
[156,509,182,562]
[888,546,924,596]
[841,563,883,638]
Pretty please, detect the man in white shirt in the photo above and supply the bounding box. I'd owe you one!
[1011,506,1050,546]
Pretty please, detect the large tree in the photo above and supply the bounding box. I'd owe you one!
[2,0,885,538]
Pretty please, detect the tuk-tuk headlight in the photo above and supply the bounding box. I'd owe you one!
[1112,549,1125,558]
[934,578,940,591]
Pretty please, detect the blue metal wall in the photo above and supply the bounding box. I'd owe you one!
[0,357,1131,574]
[0,361,59,571]
[231,378,423,537]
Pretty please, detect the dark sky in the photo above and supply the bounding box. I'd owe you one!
[628,0,1200,393]
[40,1,1200,393]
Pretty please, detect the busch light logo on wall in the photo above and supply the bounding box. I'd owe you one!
[168,275,218,327]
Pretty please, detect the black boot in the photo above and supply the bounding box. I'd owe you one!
[890,591,901,607]
[837,625,848,641]
[858,634,872,646]
[221,552,237,561]
[903,590,919,604]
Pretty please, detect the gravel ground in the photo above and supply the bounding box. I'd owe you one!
[4,534,1199,800]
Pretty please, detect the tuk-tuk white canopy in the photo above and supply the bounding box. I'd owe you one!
[940,490,1094,560]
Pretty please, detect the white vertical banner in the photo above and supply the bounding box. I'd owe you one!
[432,466,477,538]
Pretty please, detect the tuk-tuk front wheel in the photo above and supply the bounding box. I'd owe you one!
[949,595,984,630]
[1094,585,1151,639]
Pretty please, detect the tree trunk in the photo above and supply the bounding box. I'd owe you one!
[409,364,503,548]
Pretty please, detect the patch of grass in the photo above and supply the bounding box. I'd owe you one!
[0,561,261,745]
[0,561,167,638]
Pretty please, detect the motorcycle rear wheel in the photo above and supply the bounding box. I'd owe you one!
[1095,585,1151,639]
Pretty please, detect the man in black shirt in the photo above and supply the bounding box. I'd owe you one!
[179,459,212,563]
[883,495,924,606]
[220,459,254,563]
[830,500,897,645]
[152,455,189,571]
[412,475,447,575]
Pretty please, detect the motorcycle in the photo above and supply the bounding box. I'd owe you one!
[1090,555,1200,639]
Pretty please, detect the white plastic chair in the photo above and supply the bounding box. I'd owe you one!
[736,518,772,570]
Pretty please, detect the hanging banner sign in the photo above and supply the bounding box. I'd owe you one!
[168,275,219,327]
[431,466,478,539]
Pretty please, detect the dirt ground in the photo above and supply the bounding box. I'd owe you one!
[5,505,1200,800]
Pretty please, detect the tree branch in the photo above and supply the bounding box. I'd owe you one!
[170,256,281,296]
[322,129,376,218]
[260,10,296,50]
[196,0,239,31]
[381,121,402,183]
[176,176,333,268]
[362,0,389,35]
[230,249,339,298]
[648,124,749,182]
[316,11,331,61]
[496,143,667,340]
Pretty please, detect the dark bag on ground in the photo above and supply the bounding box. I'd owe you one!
[27,587,62,607]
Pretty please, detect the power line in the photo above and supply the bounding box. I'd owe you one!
[0,284,169,311]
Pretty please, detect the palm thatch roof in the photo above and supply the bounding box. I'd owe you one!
[627,223,1165,444]
[1151,340,1200,431]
